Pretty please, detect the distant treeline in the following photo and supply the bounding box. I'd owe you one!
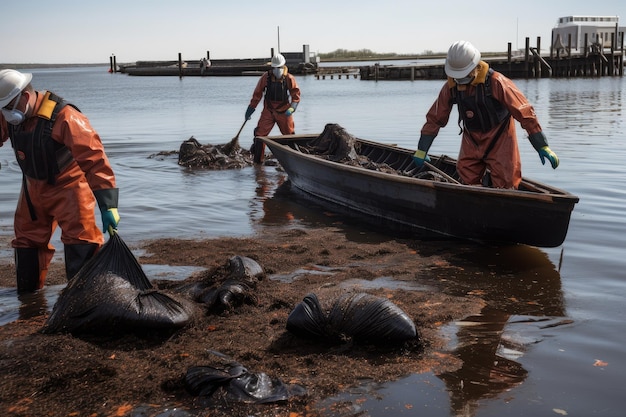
[318,49,444,61]
[318,48,504,62]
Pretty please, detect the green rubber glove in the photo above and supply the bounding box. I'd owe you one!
[285,102,298,116]
[413,134,435,167]
[93,188,120,236]
[528,132,558,169]
[101,208,120,235]
[538,146,559,169]
[412,150,431,167]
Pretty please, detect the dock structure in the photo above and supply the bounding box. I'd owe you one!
[114,45,319,77]
[356,36,624,81]
[314,66,361,80]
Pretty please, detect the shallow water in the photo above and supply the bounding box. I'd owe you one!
[1,66,625,416]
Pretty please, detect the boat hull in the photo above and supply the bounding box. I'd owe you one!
[259,134,579,247]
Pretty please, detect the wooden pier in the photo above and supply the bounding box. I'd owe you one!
[113,46,318,77]
[356,37,624,81]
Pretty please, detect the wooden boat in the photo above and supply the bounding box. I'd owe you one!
[257,129,579,247]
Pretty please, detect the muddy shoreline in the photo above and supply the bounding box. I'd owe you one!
[0,226,486,416]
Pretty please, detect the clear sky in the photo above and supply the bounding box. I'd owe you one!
[2,0,624,64]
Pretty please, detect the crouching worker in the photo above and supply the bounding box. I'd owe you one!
[414,40,559,189]
[0,69,120,294]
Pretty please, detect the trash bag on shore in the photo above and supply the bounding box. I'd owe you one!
[286,292,418,344]
[171,255,264,313]
[185,350,306,403]
[42,233,196,334]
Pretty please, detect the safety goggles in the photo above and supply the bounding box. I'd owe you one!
[2,93,21,111]
[2,93,22,115]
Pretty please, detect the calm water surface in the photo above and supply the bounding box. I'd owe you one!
[0,66,624,417]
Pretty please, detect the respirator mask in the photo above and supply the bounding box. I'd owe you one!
[1,93,27,125]
[272,67,284,79]
[454,75,475,85]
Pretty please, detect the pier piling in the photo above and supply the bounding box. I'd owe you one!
[356,36,624,81]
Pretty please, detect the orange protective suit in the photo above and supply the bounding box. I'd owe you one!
[248,69,300,161]
[1,90,117,291]
[420,62,543,189]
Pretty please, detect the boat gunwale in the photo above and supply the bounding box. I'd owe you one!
[258,134,580,206]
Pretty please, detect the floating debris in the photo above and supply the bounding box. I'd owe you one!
[177,136,253,169]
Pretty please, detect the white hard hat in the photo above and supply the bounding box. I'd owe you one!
[444,41,481,79]
[271,53,286,67]
[0,69,32,108]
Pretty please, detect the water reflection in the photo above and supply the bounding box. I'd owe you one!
[0,285,64,326]
[397,239,562,415]
[439,308,527,417]
[260,172,569,416]
[17,291,49,320]
[312,246,566,417]
[522,78,625,137]
[433,245,565,417]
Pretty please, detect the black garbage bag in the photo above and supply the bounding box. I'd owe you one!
[42,233,197,334]
[286,292,418,344]
[171,255,264,314]
[185,350,306,403]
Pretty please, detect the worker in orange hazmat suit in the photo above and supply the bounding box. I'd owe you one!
[245,53,301,164]
[0,69,120,294]
[413,40,559,189]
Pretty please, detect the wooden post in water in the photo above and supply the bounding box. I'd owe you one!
[178,53,183,78]
[507,42,512,76]
[567,34,572,77]
[524,37,530,78]
[536,37,542,78]
[583,34,590,76]
[610,33,616,76]
[617,32,624,75]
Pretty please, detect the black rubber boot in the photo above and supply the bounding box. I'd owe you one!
[15,248,42,294]
[64,243,98,280]
[251,127,265,164]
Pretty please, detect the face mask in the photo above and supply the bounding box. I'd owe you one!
[272,67,284,79]
[454,75,474,85]
[1,93,27,125]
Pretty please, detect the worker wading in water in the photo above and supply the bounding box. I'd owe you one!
[245,53,301,163]
[0,69,120,294]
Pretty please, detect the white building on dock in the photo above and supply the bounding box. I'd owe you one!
[552,15,624,53]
